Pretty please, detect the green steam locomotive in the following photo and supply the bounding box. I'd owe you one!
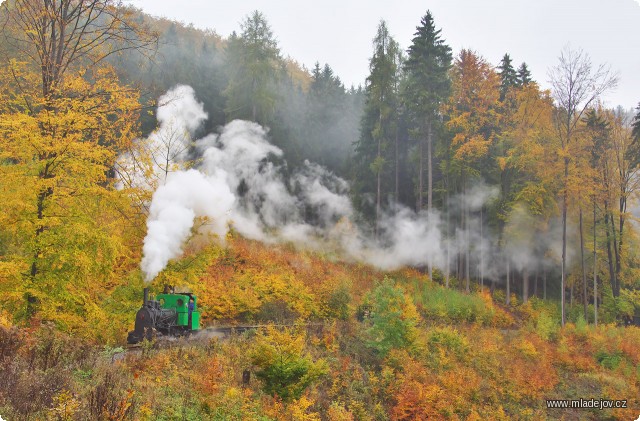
[127,287,201,344]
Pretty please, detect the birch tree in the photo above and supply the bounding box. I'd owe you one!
[548,46,617,325]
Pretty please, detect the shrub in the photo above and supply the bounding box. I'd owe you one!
[416,284,498,325]
[595,350,623,370]
[88,367,136,420]
[426,326,469,359]
[250,326,328,402]
[324,283,352,320]
[364,278,419,357]
[256,299,300,323]
[534,311,559,342]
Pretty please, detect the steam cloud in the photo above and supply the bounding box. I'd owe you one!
[129,85,568,284]
[141,169,234,281]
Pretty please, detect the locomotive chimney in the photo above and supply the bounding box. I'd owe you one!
[143,288,149,306]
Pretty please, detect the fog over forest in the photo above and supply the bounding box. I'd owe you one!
[107,9,639,311]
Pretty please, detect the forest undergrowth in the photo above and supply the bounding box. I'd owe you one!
[1,237,638,420]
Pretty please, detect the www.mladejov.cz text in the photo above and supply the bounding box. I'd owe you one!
[546,398,628,409]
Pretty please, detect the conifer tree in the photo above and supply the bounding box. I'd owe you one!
[224,11,282,124]
[630,102,640,164]
[403,11,452,212]
[517,62,532,86]
[498,53,518,100]
[304,62,351,171]
[354,21,401,230]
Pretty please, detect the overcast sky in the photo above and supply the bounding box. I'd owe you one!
[128,0,640,110]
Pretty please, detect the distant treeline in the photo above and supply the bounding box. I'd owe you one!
[108,10,365,176]
[110,9,640,324]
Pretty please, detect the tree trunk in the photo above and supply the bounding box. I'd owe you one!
[458,195,464,283]
[608,210,620,297]
[593,201,597,326]
[561,156,568,326]
[506,260,510,305]
[616,194,626,293]
[604,203,617,297]
[417,137,423,211]
[445,182,450,288]
[522,269,529,304]
[570,276,574,307]
[543,268,547,300]
[395,126,399,203]
[464,181,470,293]
[445,159,451,288]
[480,206,484,289]
[579,208,588,321]
[375,112,382,239]
[618,192,626,262]
[30,162,54,278]
[427,119,433,212]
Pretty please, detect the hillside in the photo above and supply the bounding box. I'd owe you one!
[1,237,639,420]
[2,1,640,420]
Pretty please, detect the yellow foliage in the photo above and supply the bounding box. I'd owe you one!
[0,59,144,332]
[199,237,375,322]
[326,402,354,421]
[515,338,538,359]
[445,49,500,172]
[49,389,80,421]
[287,395,321,421]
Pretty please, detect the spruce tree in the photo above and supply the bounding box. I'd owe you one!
[354,20,400,229]
[627,103,640,170]
[303,62,350,171]
[632,102,640,141]
[223,11,282,124]
[403,11,452,212]
[497,53,518,100]
[516,62,532,86]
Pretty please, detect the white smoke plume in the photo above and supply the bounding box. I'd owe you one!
[141,169,235,281]
[131,85,565,284]
[115,85,206,190]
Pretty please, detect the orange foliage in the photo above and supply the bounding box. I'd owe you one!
[619,327,640,364]
[198,237,386,322]
[195,355,224,395]
[387,353,455,420]
[556,331,598,372]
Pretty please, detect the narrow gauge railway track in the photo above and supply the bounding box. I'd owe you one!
[123,322,325,353]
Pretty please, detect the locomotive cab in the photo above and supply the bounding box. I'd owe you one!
[156,292,200,330]
[127,288,201,344]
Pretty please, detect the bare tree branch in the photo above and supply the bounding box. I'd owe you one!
[1,0,158,98]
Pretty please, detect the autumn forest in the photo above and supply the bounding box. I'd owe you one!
[0,1,639,420]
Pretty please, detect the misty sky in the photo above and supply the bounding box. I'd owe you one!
[128,0,640,110]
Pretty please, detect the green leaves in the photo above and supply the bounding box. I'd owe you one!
[250,326,328,402]
[224,11,282,124]
[404,11,452,120]
[364,278,419,357]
